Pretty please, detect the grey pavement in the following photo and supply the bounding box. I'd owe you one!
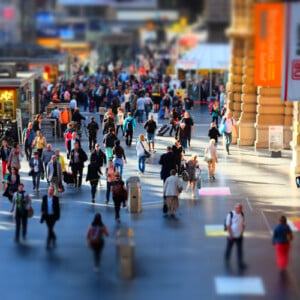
[0,106,299,300]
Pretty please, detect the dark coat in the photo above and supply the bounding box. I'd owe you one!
[86,163,100,182]
[208,127,221,143]
[69,148,87,168]
[90,149,106,168]
[41,195,60,222]
[67,138,81,156]
[29,157,44,173]
[159,151,177,180]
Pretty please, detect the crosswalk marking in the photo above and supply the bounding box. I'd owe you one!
[198,187,231,196]
[215,277,265,295]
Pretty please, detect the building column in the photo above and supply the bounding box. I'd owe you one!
[290,102,300,173]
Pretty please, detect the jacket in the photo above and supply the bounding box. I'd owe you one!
[70,148,87,168]
[103,133,118,148]
[163,175,183,197]
[90,149,106,167]
[86,163,100,182]
[67,138,81,155]
[29,157,44,173]
[159,152,177,180]
[41,195,60,221]
[22,128,35,145]
[47,161,62,182]
[0,146,11,162]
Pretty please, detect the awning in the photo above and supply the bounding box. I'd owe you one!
[176,43,230,70]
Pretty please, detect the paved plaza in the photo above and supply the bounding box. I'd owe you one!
[0,106,299,300]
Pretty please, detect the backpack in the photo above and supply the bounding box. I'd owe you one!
[224,211,245,231]
[88,226,103,246]
[112,181,125,198]
[126,119,133,132]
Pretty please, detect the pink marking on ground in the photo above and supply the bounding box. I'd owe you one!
[198,187,231,196]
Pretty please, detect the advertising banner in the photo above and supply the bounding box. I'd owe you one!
[282,3,300,101]
[254,3,284,87]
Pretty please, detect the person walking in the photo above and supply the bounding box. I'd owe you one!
[41,144,55,181]
[204,139,218,181]
[10,183,32,243]
[60,106,71,138]
[221,111,238,155]
[87,116,99,152]
[159,146,177,183]
[111,171,127,222]
[105,159,116,204]
[176,123,188,153]
[91,143,106,177]
[32,130,47,158]
[181,111,194,148]
[136,92,146,123]
[47,155,63,196]
[208,122,221,146]
[112,140,127,178]
[211,100,220,128]
[29,151,44,193]
[272,215,293,273]
[144,114,157,152]
[224,203,247,271]
[86,213,109,271]
[144,92,153,120]
[136,134,149,175]
[0,139,10,182]
[123,112,136,146]
[7,142,24,173]
[169,108,179,137]
[163,169,183,218]
[22,122,35,161]
[69,142,88,189]
[86,157,101,203]
[3,167,20,202]
[64,123,73,152]
[116,107,125,137]
[185,154,200,198]
[40,186,60,250]
[172,140,184,175]
[67,131,81,159]
[103,127,118,165]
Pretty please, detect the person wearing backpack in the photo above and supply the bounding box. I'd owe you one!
[111,172,127,223]
[123,112,136,146]
[87,213,109,271]
[224,203,247,271]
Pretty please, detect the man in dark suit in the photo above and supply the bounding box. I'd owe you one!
[67,131,81,159]
[70,142,87,188]
[90,144,106,175]
[41,186,60,249]
[159,146,177,183]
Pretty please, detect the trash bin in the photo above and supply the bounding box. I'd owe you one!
[116,227,135,279]
[126,176,142,213]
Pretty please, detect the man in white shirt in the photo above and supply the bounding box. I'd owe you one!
[224,203,247,271]
[69,96,77,117]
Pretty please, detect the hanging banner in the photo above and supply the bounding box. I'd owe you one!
[254,3,284,87]
[282,3,300,101]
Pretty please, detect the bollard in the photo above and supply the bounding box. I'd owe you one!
[116,227,135,279]
[126,176,142,213]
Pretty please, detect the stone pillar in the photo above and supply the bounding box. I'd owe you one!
[226,0,248,144]
[255,87,284,148]
[291,102,300,173]
[238,0,257,146]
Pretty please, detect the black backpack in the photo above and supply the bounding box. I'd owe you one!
[126,119,133,132]
[224,211,244,231]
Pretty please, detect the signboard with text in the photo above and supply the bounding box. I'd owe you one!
[281,3,300,100]
[254,3,284,86]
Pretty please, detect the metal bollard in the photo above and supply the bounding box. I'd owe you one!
[116,227,135,279]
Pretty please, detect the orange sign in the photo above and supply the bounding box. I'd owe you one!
[254,3,284,86]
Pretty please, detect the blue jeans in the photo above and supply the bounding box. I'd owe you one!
[113,158,124,177]
[137,110,144,123]
[138,155,146,173]
[32,172,41,190]
[224,132,232,153]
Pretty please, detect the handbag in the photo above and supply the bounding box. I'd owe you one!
[141,141,151,158]
[27,207,34,218]
[28,170,34,176]
[182,170,189,182]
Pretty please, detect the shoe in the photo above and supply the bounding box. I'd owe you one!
[152,150,156,153]
[14,238,19,243]
[212,176,216,181]
[105,200,109,205]
[239,263,247,271]
[122,202,126,208]
[36,189,39,193]
[192,193,195,198]
[116,218,121,223]
[92,199,95,203]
